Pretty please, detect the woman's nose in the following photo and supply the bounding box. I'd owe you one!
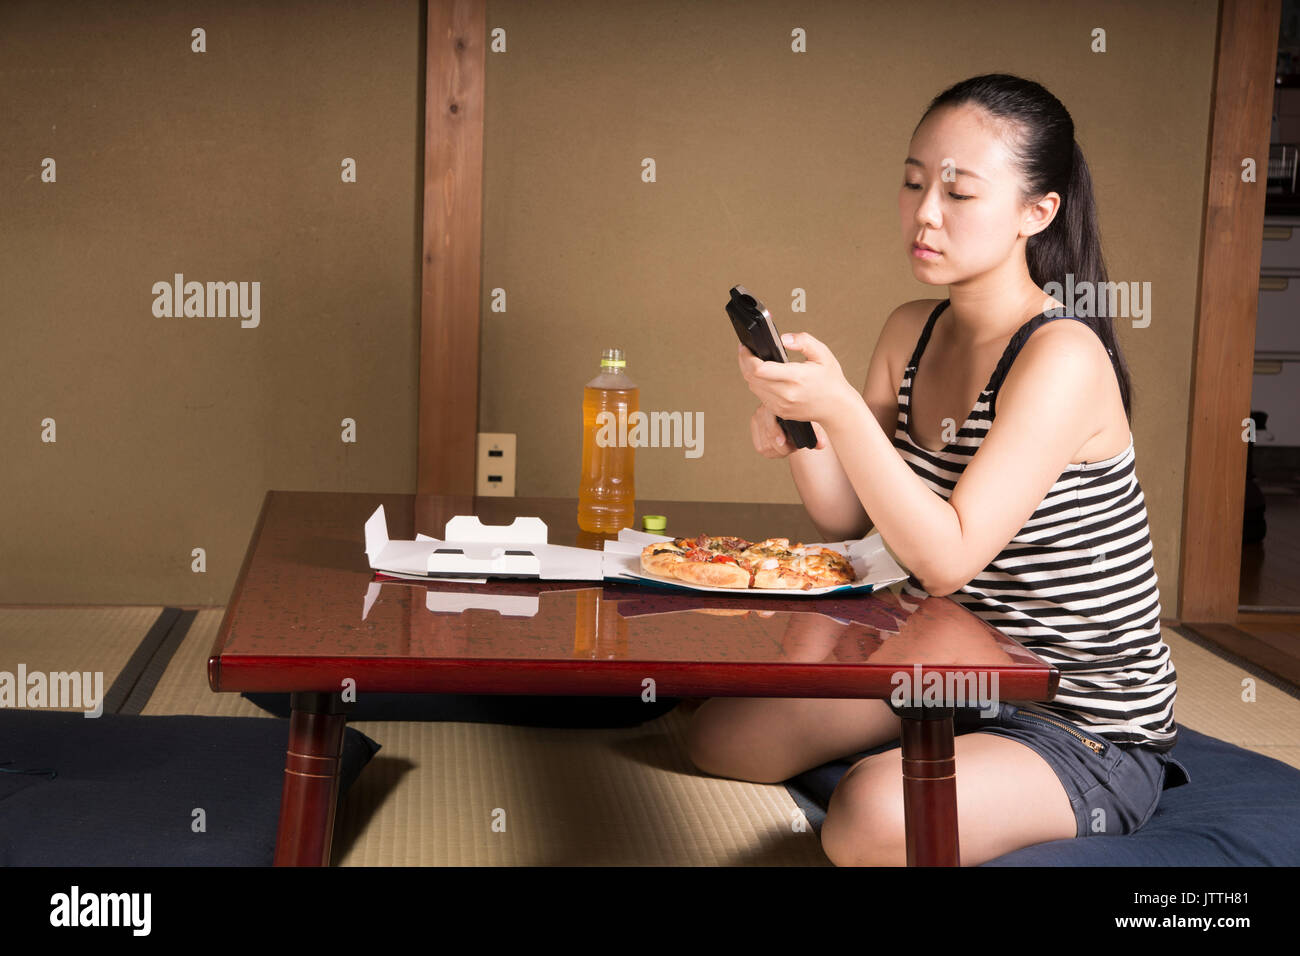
[914,187,942,229]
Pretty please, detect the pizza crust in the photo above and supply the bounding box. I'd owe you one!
[671,560,751,588]
[753,565,817,589]
[640,544,687,579]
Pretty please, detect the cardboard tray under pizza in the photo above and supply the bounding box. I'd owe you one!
[601,529,909,596]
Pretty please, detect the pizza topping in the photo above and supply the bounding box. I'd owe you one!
[712,536,750,553]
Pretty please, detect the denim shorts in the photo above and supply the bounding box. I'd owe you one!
[951,702,1192,838]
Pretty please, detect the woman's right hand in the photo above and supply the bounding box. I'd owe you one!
[750,404,827,458]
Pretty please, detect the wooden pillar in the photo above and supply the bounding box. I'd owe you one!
[1179,0,1280,621]
[419,0,486,495]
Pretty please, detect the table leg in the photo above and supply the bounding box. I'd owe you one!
[274,691,349,867]
[891,705,959,866]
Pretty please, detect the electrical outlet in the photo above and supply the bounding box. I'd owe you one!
[476,433,517,496]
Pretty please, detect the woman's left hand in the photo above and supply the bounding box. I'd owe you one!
[737,332,857,426]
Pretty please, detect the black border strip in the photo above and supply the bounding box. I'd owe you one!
[101,608,197,715]
[117,609,197,715]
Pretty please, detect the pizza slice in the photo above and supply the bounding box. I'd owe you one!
[739,539,853,589]
[639,535,754,588]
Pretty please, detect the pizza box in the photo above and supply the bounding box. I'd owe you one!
[601,528,910,596]
[364,505,609,581]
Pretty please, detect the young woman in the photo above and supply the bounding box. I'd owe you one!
[686,73,1189,866]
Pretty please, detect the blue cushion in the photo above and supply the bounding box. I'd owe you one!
[0,710,380,866]
[242,691,681,727]
[786,726,1300,865]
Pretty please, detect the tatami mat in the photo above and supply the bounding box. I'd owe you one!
[1164,627,1300,756]
[140,609,267,719]
[330,709,827,866]
[7,607,1300,864]
[144,609,826,864]
[0,607,165,713]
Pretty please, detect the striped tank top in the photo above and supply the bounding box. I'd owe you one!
[894,299,1178,751]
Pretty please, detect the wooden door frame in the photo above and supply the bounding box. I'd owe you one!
[1178,0,1281,623]
[416,0,1283,623]
[417,0,485,496]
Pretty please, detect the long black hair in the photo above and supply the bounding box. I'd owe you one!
[916,73,1134,422]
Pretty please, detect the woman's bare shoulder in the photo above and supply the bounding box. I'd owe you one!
[884,298,945,331]
[880,298,946,365]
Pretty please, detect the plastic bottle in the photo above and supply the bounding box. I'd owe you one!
[577,348,638,533]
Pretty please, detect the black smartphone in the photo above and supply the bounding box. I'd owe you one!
[726,285,818,450]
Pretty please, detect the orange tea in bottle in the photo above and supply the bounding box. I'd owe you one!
[577,348,638,533]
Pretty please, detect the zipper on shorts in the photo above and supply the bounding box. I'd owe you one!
[1014,709,1108,755]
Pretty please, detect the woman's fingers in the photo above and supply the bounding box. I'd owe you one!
[751,405,791,458]
[764,407,789,457]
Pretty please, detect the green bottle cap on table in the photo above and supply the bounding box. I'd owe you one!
[642,515,667,532]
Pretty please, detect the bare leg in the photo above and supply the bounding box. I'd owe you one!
[820,732,1077,866]
[685,697,902,784]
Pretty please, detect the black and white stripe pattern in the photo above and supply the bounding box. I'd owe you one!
[894,300,1178,751]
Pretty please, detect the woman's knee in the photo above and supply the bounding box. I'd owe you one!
[821,753,908,866]
[685,698,790,783]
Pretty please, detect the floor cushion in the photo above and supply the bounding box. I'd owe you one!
[0,710,380,866]
[785,725,1300,865]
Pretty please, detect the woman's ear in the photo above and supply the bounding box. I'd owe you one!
[1020,190,1061,239]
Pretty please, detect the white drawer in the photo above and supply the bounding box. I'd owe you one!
[1250,359,1300,447]
[1256,278,1300,351]
[1260,216,1300,270]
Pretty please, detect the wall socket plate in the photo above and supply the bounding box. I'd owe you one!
[475,433,517,496]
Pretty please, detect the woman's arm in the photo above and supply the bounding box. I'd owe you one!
[745,305,914,543]
[787,431,872,543]
[786,307,913,541]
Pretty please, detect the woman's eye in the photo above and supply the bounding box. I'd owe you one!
[903,182,971,200]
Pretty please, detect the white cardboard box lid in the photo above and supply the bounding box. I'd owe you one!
[363,505,605,580]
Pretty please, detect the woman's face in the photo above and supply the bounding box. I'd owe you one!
[899,104,1049,285]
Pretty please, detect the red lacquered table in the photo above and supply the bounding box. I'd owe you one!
[209,490,1058,866]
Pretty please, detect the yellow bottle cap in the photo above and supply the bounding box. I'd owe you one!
[642,515,667,532]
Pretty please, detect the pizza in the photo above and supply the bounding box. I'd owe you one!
[639,534,856,590]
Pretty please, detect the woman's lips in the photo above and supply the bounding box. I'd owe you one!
[912,243,941,260]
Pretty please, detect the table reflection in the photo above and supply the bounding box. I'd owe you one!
[355,577,970,666]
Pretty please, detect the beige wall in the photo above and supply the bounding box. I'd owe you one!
[481,0,1218,613]
[2,0,1218,606]
[1,0,424,604]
